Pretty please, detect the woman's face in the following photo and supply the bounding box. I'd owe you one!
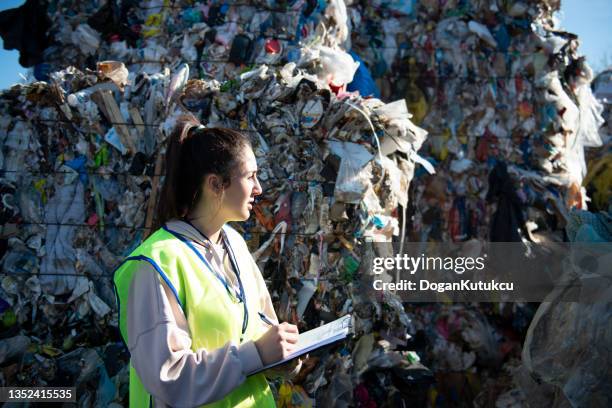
[221,146,262,221]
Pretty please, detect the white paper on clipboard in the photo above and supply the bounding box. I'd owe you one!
[248,314,352,375]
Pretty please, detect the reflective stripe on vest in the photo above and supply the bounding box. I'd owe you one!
[113,226,275,408]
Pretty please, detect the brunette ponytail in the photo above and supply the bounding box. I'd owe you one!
[154,118,252,229]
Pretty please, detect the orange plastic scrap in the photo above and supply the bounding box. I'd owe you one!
[517,100,533,119]
[252,202,276,231]
[566,182,583,210]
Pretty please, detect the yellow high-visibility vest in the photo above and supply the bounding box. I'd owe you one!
[114,225,275,407]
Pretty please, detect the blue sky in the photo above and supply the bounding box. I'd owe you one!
[0,0,27,89]
[0,0,610,90]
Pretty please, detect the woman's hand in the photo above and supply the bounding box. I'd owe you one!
[254,322,299,366]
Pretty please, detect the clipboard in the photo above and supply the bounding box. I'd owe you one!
[248,314,352,375]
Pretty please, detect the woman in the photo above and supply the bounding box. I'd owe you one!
[114,119,301,407]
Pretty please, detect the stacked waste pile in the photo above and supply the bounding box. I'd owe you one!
[6,0,354,83]
[349,0,604,238]
[0,1,437,406]
[516,207,612,407]
[346,1,608,405]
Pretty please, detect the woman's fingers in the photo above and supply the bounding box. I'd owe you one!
[281,342,296,358]
[278,323,299,344]
[254,321,301,365]
[279,322,299,333]
[279,331,299,344]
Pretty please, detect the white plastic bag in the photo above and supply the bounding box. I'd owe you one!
[328,141,373,203]
[318,46,359,87]
[71,24,101,56]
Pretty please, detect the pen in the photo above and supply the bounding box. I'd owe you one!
[258,312,277,326]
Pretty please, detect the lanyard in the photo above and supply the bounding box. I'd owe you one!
[223,233,249,340]
[164,223,249,341]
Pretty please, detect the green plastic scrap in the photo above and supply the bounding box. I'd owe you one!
[94,145,109,168]
[220,79,238,92]
[342,254,360,282]
[407,351,420,364]
[1,310,16,328]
